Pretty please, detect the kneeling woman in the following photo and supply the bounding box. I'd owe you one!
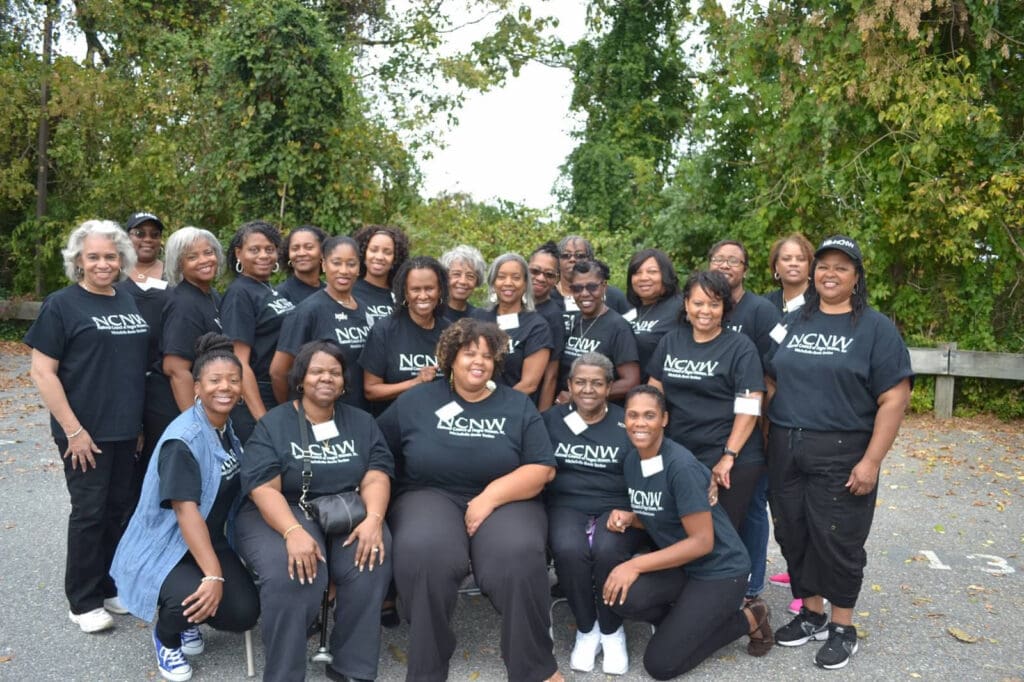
[601,386,772,680]
[378,318,562,682]
[238,340,394,682]
[112,334,260,682]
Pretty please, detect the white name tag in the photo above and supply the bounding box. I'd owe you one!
[785,293,805,311]
[136,277,168,291]
[640,455,664,477]
[563,410,588,435]
[622,308,638,321]
[564,298,580,312]
[734,395,761,416]
[769,323,787,344]
[434,401,464,422]
[496,313,520,330]
[311,420,340,442]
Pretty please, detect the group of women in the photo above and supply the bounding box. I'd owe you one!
[26,215,911,680]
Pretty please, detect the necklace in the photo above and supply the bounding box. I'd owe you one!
[327,290,357,309]
[133,260,161,282]
[244,274,277,295]
[577,309,605,340]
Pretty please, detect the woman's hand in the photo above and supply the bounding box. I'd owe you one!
[465,494,497,537]
[711,455,735,490]
[285,526,325,584]
[63,428,101,471]
[416,366,438,384]
[606,509,637,533]
[344,516,385,572]
[846,458,880,496]
[554,390,571,406]
[182,579,223,623]
[602,560,641,606]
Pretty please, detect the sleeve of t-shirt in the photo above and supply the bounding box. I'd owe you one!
[732,336,767,392]
[868,315,914,398]
[275,305,309,357]
[23,295,67,360]
[162,298,206,360]
[609,319,640,365]
[220,284,257,347]
[523,316,554,355]
[359,412,396,478]
[157,439,202,508]
[753,302,782,360]
[519,399,556,467]
[646,333,670,382]
[670,457,712,519]
[358,320,390,377]
[375,401,404,460]
[240,416,284,494]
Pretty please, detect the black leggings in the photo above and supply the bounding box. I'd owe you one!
[156,549,259,647]
[608,568,747,680]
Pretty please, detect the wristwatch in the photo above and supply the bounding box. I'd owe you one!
[722,447,738,458]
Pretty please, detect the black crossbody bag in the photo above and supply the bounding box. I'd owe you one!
[296,402,366,535]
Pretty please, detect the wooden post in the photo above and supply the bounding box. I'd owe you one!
[934,342,956,419]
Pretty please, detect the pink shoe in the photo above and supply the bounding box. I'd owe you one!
[787,598,802,615]
[769,572,791,587]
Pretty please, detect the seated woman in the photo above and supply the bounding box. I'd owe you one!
[377,318,562,682]
[601,386,772,680]
[542,352,645,675]
[237,340,394,682]
[111,333,260,682]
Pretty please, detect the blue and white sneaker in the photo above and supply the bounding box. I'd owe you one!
[153,630,193,682]
[180,626,205,655]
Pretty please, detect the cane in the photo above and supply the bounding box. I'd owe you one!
[311,588,333,664]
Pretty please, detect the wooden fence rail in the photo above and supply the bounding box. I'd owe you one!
[3,300,1021,418]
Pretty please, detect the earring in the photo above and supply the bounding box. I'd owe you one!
[74,266,84,279]
[488,291,497,304]
[273,262,280,273]
[773,271,780,281]
[235,261,242,274]
[296,385,304,393]
[193,395,201,406]
[237,396,245,405]
[521,293,527,305]
[287,259,293,268]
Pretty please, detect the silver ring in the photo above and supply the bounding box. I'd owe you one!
[371,547,379,552]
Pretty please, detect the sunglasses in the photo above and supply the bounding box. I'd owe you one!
[559,251,589,261]
[528,267,558,281]
[130,229,162,239]
[569,282,604,295]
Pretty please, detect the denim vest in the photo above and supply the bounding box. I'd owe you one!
[111,402,243,622]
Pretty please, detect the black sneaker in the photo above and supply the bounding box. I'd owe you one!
[774,606,828,647]
[815,623,858,669]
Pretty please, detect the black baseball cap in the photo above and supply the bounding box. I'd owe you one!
[125,212,165,232]
[815,235,862,262]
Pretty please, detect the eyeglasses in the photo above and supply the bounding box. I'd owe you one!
[559,251,589,261]
[130,229,162,240]
[569,282,604,295]
[528,267,558,281]
[710,256,745,267]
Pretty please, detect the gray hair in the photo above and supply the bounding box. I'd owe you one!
[440,244,486,288]
[487,252,535,312]
[62,219,136,282]
[557,234,593,258]
[164,227,225,286]
[570,352,614,382]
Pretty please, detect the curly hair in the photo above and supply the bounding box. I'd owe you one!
[391,256,449,320]
[281,224,327,274]
[226,220,283,276]
[192,332,242,381]
[626,248,679,308]
[570,258,611,282]
[62,220,136,282]
[352,224,410,285]
[435,318,509,382]
[679,270,734,324]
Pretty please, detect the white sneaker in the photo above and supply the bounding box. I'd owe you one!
[179,626,205,655]
[103,596,129,615]
[569,626,602,672]
[69,607,114,633]
[601,626,629,675]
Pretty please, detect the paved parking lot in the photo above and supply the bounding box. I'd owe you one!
[0,346,1021,681]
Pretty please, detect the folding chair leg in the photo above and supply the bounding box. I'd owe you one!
[244,628,256,677]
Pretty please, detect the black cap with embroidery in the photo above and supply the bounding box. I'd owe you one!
[815,235,862,262]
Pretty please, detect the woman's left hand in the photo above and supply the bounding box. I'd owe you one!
[465,494,497,537]
[846,458,880,495]
[711,455,734,490]
[344,516,385,572]
[602,560,640,606]
[182,579,223,623]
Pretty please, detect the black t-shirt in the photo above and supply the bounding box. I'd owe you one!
[220,276,296,383]
[534,298,566,365]
[558,310,639,392]
[766,307,914,433]
[552,284,630,318]
[724,291,780,363]
[377,381,556,505]
[470,309,554,394]
[116,278,168,369]
[241,401,394,503]
[543,403,631,514]
[444,303,476,323]
[160,280,223,364]
[357,313,450,413]
[647,328,766,468]
[157,435,240,548]
[763,288,807,315]
[276,275,324,306]
[624,294,683,379]
[624,438,750,581]
[353,278,395,328]
[24,285,148,440]
[276,290,371,410]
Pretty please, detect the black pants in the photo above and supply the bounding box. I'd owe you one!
[547,506,647,634]
[767,426,875,609]
[235,503,392,682]
[58,437,135,614]
[607,568,747,680]
[390,489,557,682]
[156,548,260,647]
[131,373,180,519]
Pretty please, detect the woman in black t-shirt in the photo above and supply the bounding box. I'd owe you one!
[440,244,485,321]
[352,224,409,327]
[277,224,327,305]
[625,248,682,379]
[767,236,912,670]
[377,319,562,682]
[221,221,296,442]
[238,341,394,682]
[543,352,644,675]
[601,386,772,679]
[528,242,565,410]
[359,256,451,414]
[25,220,149,633]
[765,232,813,314]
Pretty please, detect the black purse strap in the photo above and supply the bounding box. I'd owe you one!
[296,402,314,518]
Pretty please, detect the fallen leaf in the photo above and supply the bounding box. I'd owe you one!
[469,673,480,680]
[911,596,933,606]
[934,524,946,533]
[858,611,869,617]
[947,627,979,643]
[0,656,11,663]
[388,644,407,664]
[871,584,882,592]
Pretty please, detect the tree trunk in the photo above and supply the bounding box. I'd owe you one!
[35,0,55,297]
